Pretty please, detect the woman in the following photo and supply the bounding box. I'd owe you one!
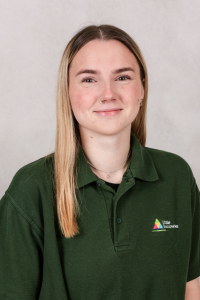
[0,24,199,300]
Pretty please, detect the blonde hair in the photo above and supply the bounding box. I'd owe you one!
[46,24,148,239]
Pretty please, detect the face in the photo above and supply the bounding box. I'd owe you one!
[68,39,144,136]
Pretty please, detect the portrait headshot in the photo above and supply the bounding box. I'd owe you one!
[0,1,200,300]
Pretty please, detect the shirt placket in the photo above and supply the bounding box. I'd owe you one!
[97,169,135,252]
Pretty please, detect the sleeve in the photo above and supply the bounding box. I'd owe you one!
[0,191,44,300]
[187,176,200,282]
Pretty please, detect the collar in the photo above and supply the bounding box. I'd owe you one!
[76,131,159,189]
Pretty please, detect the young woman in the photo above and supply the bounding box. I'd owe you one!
[0,24,199,300]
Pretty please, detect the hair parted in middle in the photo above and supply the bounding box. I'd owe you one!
[47,24,148,239]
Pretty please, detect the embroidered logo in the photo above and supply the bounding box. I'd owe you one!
[152,219,166,232]
[152,219,179,232]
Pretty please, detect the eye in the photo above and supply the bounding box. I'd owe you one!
[117,74,131,81]
[81,77,95,83]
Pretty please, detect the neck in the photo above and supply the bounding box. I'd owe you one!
[79,125,132,184]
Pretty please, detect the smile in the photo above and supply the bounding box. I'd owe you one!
[94,109,122,116]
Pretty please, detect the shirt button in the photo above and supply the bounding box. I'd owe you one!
[116,217,122,224]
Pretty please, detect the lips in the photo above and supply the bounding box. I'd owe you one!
[94,108,122,112]
[94,109,122,116]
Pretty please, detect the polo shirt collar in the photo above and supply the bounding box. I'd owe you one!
[76,131,159,189]
[129,132,159,182]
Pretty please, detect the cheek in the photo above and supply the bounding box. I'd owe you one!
[121,85,140,104]
[70,89,92,119]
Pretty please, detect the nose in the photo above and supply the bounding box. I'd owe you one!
[99,81,117,102]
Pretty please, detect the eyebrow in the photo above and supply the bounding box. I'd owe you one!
[75,67,135,77]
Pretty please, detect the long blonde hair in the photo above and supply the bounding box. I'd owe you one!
[47,24,148,239]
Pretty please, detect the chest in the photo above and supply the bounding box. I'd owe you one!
[56,179,191,299]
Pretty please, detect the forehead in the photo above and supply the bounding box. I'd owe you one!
[69,39,140,73]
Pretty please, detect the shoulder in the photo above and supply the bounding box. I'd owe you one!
[7,153,55,195]
[144,146,195,188]
[3,153,55,232]
[144,146,189,166]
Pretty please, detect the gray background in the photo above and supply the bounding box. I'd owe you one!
[0,0,200,197]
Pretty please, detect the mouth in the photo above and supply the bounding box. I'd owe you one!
[94,109,123,116]
[94,108,122,112]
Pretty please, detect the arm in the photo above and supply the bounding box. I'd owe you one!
[185,278,200,300]
[0,192,43,299]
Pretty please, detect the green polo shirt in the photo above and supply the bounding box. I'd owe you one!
[0,131,200,300]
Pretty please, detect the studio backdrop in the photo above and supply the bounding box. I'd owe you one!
[0,0,199,196]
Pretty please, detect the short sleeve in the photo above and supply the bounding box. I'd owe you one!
[187,176,200,282]
[0,191,43,300]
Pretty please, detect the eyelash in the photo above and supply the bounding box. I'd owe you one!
[81,74,131,83]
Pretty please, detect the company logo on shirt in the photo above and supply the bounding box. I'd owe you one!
[152,219,179,232]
